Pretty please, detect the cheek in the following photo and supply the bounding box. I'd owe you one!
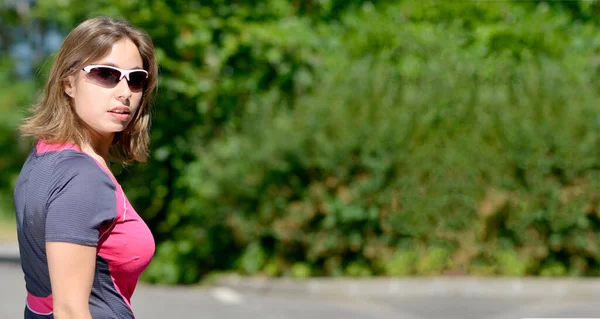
[75,83,110,110]
[131,93,144,111]
[133,92,143,104]
[73,87,109,115]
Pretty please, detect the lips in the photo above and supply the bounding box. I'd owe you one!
[108,106,131,115]
[108,106,131,122]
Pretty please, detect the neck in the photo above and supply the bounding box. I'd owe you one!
[82,133,114,164]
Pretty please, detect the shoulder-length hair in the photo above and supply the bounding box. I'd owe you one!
[19,16,158,164]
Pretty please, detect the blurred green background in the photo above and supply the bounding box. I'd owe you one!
[3,0,600,284]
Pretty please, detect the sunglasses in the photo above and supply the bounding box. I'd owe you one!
[82,65,148,92]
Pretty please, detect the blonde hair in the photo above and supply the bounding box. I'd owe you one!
[20,16,158,164]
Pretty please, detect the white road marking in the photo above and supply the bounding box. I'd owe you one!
[211,287,244,305]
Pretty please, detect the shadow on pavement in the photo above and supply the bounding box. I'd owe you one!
[0,256,20,265]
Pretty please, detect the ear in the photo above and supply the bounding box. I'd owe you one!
[64,75,76,97]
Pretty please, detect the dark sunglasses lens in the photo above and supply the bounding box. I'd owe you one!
[87,67,121,87]
[128,71,147,92]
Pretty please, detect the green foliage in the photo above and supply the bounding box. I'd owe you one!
[495,250,529,276]
[238,241,267,275]
[170,1,600,282]
[291,262,312,279]
[3,0,600,284]
[0,58,33,219]
[386,250,418,277]
[416,247,451,276]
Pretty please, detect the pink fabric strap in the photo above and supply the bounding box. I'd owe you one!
[36,140,81,155]
[26,292,53,315]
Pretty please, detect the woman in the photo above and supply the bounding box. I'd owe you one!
[14,16,158,319]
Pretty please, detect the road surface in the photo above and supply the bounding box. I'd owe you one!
[3,259,600,319]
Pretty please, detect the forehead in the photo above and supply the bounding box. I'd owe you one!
[91,38,143,70]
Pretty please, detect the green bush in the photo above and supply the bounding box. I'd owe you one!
[4,1,600,283]
[147,2,600,282]
[0,58,34,219]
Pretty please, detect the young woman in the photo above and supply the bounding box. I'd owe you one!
[14,16,158,319]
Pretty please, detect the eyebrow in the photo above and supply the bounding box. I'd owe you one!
[98,62,144,70]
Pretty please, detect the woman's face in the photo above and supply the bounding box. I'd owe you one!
[65,38,145,140]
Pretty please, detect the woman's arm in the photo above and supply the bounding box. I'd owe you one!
[46,242,96,319]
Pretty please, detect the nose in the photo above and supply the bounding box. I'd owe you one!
[115,76,132,100]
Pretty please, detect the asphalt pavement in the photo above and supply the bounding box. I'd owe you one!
[3,241,600,319]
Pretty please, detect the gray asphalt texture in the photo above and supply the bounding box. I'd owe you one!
[2,241,600,319]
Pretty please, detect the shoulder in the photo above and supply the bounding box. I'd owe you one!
[45,153,119,245]
[50,151,116,191]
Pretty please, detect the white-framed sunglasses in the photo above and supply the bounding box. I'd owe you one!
[82,65,148,92]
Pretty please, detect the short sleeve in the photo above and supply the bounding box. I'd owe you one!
[45,153,117,246]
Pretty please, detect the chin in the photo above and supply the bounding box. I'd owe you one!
[106,125,128,134]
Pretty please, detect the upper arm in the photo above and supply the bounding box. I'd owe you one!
[46,242,96,318]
